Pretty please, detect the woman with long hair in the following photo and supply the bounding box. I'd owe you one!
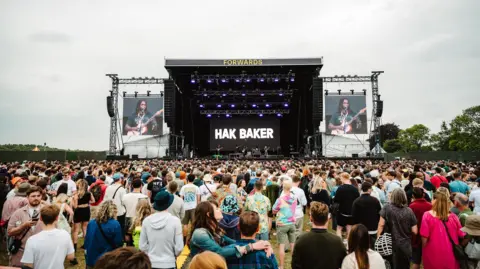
[129,198,152,248]
[341,224,385,269]
[84,200,123,268]
[186,201,270,267]
[310,176,330,206]
[189,251,227,269]
[72,179,95,251]
[420,190,466,269]
[236,179,247,206]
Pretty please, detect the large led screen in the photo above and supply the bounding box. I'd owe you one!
[122,97,164,136]
[325,95,368,135]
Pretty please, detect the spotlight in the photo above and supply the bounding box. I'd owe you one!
[222,93,227,97]
[259,114,264,117]
[260,93,265,97]
[216,104,222,108]
[274,78,279,82]
[203,93,208,97]
[199,104,205,108]
[279,93,283,96]
[207,79,213,83]
[284,103,289,107]
[241,93,246,97]
[221,78,227,83]
[230,104,235,108]
[337,89,342,95]
[235,78,241,83]
[147,90,151,96]
[277,113,282,117]
[122,91,126,97]
[265,104,271,108]
[226,114,231,118]
[134,91,138,97]
[252,104,257,108]
[190,79,196,84]
[206,114,212,118]
[350,89,354,95]
[290,78,295,82]
[259,78,265,82]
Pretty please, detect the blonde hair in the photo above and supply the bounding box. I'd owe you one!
[96,200,118,224]
[339,172,351,183]
[412,178,423,187]
[76,179,88,199]
[282,179,293,191]
[54,193,69,204]
[130,199,152,231]
[189,251,227,269]
[433,190,450,221]
[311,176,324,194]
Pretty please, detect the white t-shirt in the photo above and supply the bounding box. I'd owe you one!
[104,184,127,216]
[122,192,148,218]
[179,183,201,211]
[105,175,114,185]
[341,249,386,269]
[289,186,307,219]
[199,183,217,201]
[53,179,77,196]
[21,228,74,269]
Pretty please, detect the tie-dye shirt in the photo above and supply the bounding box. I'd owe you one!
[244,192,271,234]
[272,193,297,226]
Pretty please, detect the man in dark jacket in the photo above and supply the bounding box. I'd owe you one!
[351,181,382,248]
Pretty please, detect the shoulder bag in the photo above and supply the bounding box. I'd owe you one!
[465,237,480,260]
[8,226,30,254]
[442,220,468,265]
[375,206,393,257]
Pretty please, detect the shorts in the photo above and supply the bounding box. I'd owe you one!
[182,209,195,225]
[411,247,422,264]
[295,217,304,238]
[276,224,296,245]
[336,214,354,227]
[74,207,90,223]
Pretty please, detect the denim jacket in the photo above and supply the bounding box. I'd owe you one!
[189,228,241,258]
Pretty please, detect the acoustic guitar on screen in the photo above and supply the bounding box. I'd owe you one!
[127,109,164,136]
[330,107,367,135]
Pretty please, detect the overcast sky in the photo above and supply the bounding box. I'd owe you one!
[1,0,479,151]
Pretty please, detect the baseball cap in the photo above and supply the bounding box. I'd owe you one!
[112,173,124,181]
[141,173,152,184]
[11,177,22,185]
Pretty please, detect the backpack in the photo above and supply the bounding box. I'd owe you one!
[91,183,103,202]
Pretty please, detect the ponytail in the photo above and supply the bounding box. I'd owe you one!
[355,249,369,269]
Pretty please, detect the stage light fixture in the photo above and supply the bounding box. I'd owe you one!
[350,89,354,95]
[221,78,227,83]
[203,93,207,97]
[363,89,367,95]
[230,104,235,108]
[279,93,283,96]
[122,91,126,97]
[260,93,265,97]
[207,114,212,118]
[252,104,257,108]
[277,113,282,117]
[274,78,279,83]
[226,114,231,118]
[290,78,295,82]
[259,114,264,117]
[207,79,213,83]
[134,91,138,97]
[199,104,205,108]
[337,89,341,95]
[284,103,289,107]
[216,104,222,108]
[222,93,227,97]
[241,93,246,97]
[259,78,265,82]
[245,78,251,82]
[147,90,151,96]
[265,104,271,108]
[190,79,196,84]
[235,78,241,83]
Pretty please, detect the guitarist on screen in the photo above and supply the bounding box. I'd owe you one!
[328,98,366,135]
[125,99,163,136]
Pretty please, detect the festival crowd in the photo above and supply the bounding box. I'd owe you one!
[0,159,480,269]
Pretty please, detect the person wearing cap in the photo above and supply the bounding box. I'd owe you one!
[139,191,184,269]
[104,172,127,238]
[141,172,153,196]
[6,177,25,200]
[199,174,217,202]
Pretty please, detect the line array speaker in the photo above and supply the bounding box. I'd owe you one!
[312,78,323,127]
[164,80,176,128]
[106,96,114,118]
[375,100,383,117]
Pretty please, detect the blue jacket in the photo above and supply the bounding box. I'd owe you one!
[84,219,123,266]
[189,228,240,258]
[226,239,278,269]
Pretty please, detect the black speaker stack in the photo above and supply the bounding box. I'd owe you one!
[106,96,114,118]
[312,78,323,128]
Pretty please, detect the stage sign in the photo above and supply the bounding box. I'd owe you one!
[165,58,323,67]
[325,95,368,135]
[122,97,164,137]
[210,118,280,151]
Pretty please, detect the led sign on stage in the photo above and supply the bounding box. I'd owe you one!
[223,59,263,66]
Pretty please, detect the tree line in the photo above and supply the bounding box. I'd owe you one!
[368,105,480,153]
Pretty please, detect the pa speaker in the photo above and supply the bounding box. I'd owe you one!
[375,100,383,117]
[312,78,323,127]
[164,80,176,128]
[352,153,359,158]
[106,96,114,118]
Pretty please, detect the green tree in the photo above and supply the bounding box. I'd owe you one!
[398,124,430,152]
[383,139,403,153]
[368,123,401,149]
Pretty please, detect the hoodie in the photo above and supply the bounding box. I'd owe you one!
[219,213,240,240]
[139,211,183,268]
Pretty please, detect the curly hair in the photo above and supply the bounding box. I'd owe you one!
[130,199,152,231]
[96,200,118,224]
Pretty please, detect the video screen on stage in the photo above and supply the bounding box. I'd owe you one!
[210,118,280,151]
[122,97,164,136]
[325,95,368,135]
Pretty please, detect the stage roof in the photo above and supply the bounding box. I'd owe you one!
[165,57,323,67]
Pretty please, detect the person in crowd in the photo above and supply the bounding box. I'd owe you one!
[52,168,77,196]
[351,182,381,248]
[72,178,95,251]
[6,177,25,200]
[430,167,448,189]
[93,247,152,269]
[84,200,123,268]
[420,190,466,269]
[7,186,44,267]
[244,180,271,240]
[89,174,108,219]
[105,167,114,185]
[290,175,307,239]
[386,171,402,197]
[451,193,473,226]
[377,188,418,269]
[2,182,29,224]
[272,177,297,269]
[460,215,480,269]
[409,187,432,269]
[292,201,346,269]
[129,198,152,249]
[122,178,147,246]
[310,176,330,206]
[140,191,184,269]
[167,181,185,220]
[199,174,217,202]
[187,201,271,267]
[226,211,278,268]
[469,180,480,215]
[236,178,248,206]
[189,251,227,269]
[246,171,262,194]
[180,173,201,237]
[21,204,75,269]
[104,172,127,237]
[334,172,360,239]
[341,224,386,269]
[218,193,241,240]
[450,171,470,195]
[147,171,163,203]
[216,174,239,207]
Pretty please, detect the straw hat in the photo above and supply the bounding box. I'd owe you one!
[461,215,480,236]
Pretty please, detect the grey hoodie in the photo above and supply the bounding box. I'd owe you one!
[139,211,183,268]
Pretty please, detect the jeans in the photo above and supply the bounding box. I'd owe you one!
[256,232,269,240]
